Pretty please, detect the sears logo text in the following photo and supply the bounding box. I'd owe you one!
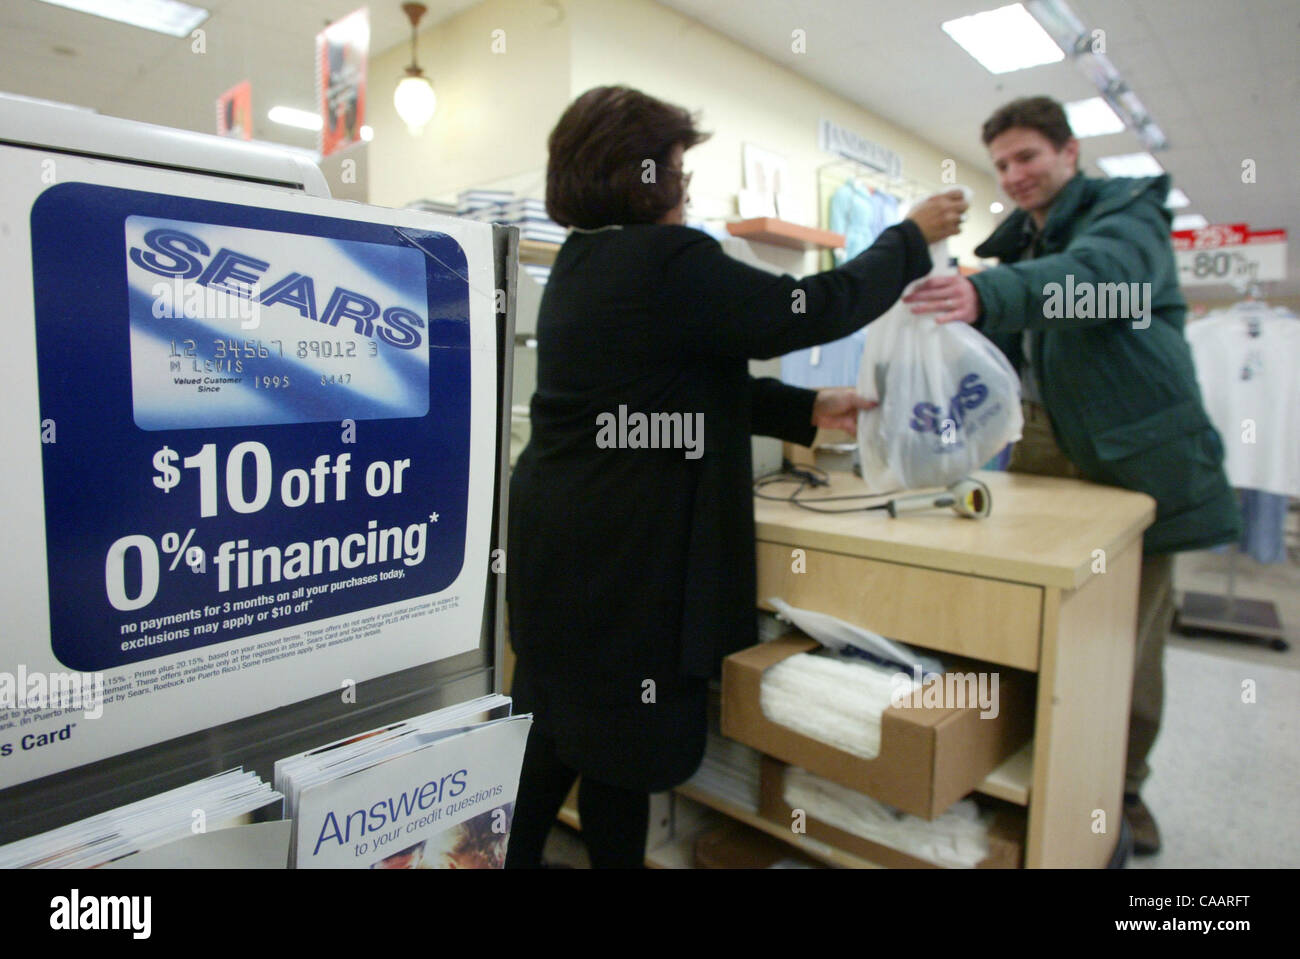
[129,227,425,351]
[909,373,988,435]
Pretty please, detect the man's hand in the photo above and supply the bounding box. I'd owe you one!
[812,388,876,432]
[902,274,980,325]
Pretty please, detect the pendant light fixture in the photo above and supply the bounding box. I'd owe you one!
[393,2,436,134]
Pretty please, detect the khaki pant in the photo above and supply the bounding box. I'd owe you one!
[1010,402,1170,794]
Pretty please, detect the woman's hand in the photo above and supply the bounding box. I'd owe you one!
[905,190,968,243]
[902,273,980,324]
[812,388,876,432]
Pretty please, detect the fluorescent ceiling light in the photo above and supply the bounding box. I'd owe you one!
[1096,152,1164,177]
[990,201,1005,214]
[1166,188,1190,209]
[268,106,323,132]
[1172,213,1208,230]
[942,3,1065,74]
[1065,97,1125,138]
[1025,0,1088,54]
[35,0,208,37]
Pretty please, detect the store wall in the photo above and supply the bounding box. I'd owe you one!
[365,0,1002,265]
[365,0,572,209]
[565,0,1001,265]
[318,142,369,202]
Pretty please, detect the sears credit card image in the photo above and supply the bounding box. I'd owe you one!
[124,215,433,430]
[29,182,481,672]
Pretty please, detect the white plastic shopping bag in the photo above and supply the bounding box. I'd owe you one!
[856,227,1022,492]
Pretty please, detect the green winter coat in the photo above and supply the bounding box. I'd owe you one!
[969,172,1241,554]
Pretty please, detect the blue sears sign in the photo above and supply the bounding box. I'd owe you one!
[31,184,475,672]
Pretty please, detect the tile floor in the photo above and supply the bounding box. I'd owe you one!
[1128,549,1300,868]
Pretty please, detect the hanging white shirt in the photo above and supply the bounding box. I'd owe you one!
[1185,306,1300,497]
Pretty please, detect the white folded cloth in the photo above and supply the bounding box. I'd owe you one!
[760,651,915,759]
[783,766,990,868]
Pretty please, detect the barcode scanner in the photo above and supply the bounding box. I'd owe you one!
[884,477,992,519]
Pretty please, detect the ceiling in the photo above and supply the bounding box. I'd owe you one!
[0,0,478,150]
[1,0,1296,295]
[657,0,1300,296]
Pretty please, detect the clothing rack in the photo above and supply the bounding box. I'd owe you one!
[816,159,936,271]
[1175,548,1289,651]
[816,157,936,206]
[1175,286,1294,651]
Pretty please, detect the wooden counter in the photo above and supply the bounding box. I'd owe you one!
[745,469,1155,867]
[755,470,1152,589]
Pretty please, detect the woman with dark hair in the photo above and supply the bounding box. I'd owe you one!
[505,86,966,868]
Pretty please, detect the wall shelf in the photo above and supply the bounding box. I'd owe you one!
[726,217,844,251]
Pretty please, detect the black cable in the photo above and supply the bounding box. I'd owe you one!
[753,466,902,514]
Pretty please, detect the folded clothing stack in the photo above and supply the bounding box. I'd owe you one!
[405,198,459,217]
[522,263,552,286]
[687,696,763,811]
[456,188,514,214]
[759,651,917,760]
[458,191,568,245]
[783,766,991,868]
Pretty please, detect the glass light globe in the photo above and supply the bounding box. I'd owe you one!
[394,73,436,134]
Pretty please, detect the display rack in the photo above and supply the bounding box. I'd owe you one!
[1176,285,1293,652]
[815,158,943,271]
[0,226,519,847]
[817,157,938,207]
[1175,546,1290,651]
[0,94,522,848]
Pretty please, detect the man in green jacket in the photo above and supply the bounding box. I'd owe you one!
[904,96,1240,856]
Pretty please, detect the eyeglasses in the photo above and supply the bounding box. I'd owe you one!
[666,167,693,189]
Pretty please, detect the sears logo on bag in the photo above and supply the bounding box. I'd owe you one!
[908,373,988,435]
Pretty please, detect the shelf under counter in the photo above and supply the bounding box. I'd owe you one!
[674,783,880,869]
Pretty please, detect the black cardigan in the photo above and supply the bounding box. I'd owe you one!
[506,219,929,785]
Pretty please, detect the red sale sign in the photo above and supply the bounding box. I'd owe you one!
[316,8,369,158]
[1172,223,1287,286]
[216,81,252,140]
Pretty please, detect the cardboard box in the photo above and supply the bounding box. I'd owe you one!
[759,756,1024,869]
[722,635,1033,819]
[693,820,824,870]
